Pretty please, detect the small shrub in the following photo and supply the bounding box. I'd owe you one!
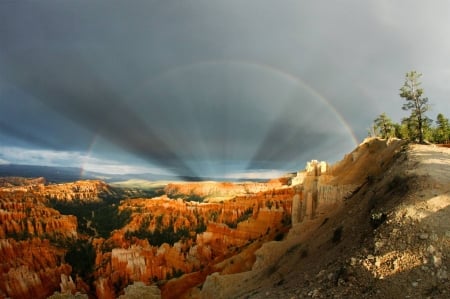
[370,212,387,229]
[185,194,205,203]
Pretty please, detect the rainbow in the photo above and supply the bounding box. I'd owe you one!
[81,60,358,177]
[135,59,358,145]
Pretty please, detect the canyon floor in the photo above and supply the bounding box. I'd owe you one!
[206,142,450,299]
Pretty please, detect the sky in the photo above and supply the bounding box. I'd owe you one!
[1,0,449,179]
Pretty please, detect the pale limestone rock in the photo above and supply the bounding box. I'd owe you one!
[291,158,357,225]
[59,274,76,294]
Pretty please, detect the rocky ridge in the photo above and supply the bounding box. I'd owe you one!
[198,138,450,299]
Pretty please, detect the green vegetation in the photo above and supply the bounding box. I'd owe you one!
[49,196,132,238]
[169,192,206,203]
[372,113,395,139]
[434,113,450,143]
[167,268,185,280]
[400,71,430,143]
[5,230,31,241]
[195,215,207,234]
[65,238,96,280]
[370,212,387,229]
[185,194,205,203]
[225,207,253,229]
[124,225,190,246]
[371,70,449,144]
[110,180,167,198]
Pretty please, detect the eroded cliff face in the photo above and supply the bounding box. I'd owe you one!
[43,180,114,203]
[93,186,294,298]
[291,138,406,225]
[0,177,295,299]
[0,238,72,299]
[0,187,78,240]
[164,179,286,199]
[0,180,114,299]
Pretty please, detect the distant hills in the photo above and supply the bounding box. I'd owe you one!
[0,164,86,183]
[0,164,269,183]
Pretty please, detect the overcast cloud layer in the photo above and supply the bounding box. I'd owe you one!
[1,1,449,178]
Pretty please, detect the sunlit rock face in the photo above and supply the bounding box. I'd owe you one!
[43,180,113,203]
[0,180,110,299]
[164,179,286,199]
[0,238,72,299]
[94,185,294,298]
[0,177,295,298]
[0,187,78,239]
[291,159,356,224]
[291,139,406,225]
[0,182,83,299]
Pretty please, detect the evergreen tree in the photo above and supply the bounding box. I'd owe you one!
[399,71,430,143]
[434,113,450,143]
[373,113,394,138]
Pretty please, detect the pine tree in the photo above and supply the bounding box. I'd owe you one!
[434,113,450,143]
[399,71,430,143]
[373,113,394,138]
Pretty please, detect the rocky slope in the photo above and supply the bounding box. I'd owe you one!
[198,138,450,299]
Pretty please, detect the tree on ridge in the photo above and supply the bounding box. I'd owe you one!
[434,113,450,144]
[373,112,395,138]
[399,71,430,143]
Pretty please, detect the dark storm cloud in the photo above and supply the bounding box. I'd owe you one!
[0,52,197,177]
[1,0,449,177]
[0,119,57,149]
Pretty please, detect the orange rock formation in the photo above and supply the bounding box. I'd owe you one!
[0,178,295,298]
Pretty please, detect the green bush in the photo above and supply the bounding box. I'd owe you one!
[65,239,96,279]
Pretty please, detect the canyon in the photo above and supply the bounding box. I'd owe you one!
[1,138,448,298]
[0,168,294,298]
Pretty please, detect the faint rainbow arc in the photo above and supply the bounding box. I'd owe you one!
[143,59,359,146]
[81,60,359,177]
[80,133,101,178]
